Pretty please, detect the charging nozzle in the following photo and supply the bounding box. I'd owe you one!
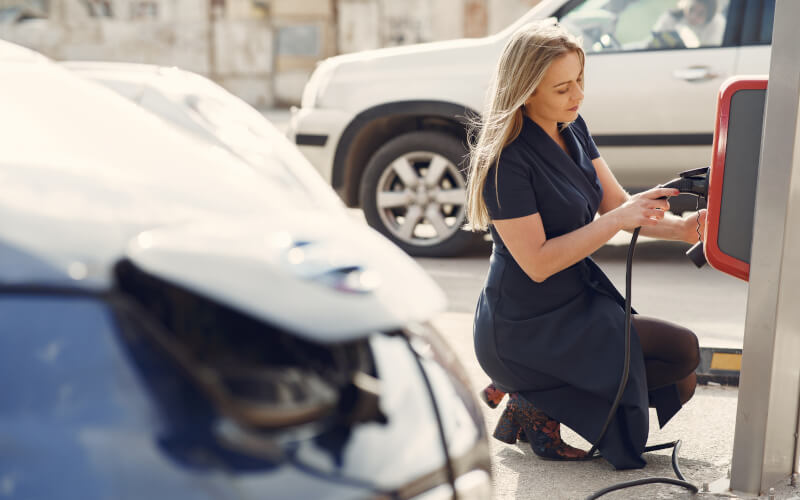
[658,167,709,198]
[658,167,709,268]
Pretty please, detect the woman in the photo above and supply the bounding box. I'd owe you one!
[466,21,705,469]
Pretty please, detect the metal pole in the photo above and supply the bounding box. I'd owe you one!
[730,0,800,495]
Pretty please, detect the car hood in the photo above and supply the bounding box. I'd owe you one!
[315,37,501,111]
[327,36,493,67]
[311,1,562,111]
[0,43,445,343]
[126,214,446,343]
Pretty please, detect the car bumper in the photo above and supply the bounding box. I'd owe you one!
[288,106,353,186]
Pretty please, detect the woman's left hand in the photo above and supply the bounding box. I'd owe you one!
[681,209,707,244]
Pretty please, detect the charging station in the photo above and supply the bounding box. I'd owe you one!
[709,0,800,495]
[705,78,767,282]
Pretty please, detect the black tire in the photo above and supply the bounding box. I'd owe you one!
[359,131,482,257]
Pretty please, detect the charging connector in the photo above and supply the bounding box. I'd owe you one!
[661,168,710,268]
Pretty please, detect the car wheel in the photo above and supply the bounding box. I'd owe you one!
[359,131,481,257]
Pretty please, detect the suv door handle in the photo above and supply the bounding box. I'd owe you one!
[673,66,718,82]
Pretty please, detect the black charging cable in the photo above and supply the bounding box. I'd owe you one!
[583,226,699,500]
[403,334,460,500]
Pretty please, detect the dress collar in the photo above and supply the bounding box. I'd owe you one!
[519,114,602,217]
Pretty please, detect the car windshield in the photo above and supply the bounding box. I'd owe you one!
[174,70,342,210]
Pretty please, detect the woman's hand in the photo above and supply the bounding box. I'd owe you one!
[608,187,679,231]
[680,208,707,244]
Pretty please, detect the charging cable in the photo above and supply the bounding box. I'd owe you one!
[583,226,699,499]
[404,335,460,500]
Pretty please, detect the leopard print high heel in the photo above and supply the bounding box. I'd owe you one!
[502,394,586,460]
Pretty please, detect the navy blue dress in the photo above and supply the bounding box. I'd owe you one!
[473,114,680,470]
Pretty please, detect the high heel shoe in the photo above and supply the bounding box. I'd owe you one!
[491,401,527,443]
[497,394,587,461]
[479,383,507,409]
[484,383,526,443]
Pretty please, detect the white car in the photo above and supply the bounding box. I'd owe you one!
[289,0,774,256]
[5,43,492,500]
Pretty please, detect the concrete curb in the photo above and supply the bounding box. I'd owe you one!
[697,346,742,386]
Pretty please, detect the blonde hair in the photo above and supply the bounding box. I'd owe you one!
[465,21,584,231]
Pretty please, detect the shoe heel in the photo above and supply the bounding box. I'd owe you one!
[492,406,521,444]
[479,383,506,409]
[513,397,587,461]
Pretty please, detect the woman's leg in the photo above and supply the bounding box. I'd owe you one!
[632,315,700,404]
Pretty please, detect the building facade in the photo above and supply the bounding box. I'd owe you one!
[0,0,540,107]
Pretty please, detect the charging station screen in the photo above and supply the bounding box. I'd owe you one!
[717,89,766,264]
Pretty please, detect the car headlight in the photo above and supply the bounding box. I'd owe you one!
[301,58,337,109]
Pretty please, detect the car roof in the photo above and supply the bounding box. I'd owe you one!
[61,61,234,145]
[63,61,224,93]
[0,43,445,342]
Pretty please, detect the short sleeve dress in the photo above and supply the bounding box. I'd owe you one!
[473,114,680,470]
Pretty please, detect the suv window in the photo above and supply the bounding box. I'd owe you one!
[724,0,774,45]
[558,0,732,53]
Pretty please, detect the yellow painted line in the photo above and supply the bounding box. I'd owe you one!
[710,352,742,371]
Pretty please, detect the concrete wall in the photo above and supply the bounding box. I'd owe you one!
[487,0,541,35]
[270,0,336,105]
[336,0,481,52]
[0,0,276,105]
[0,0,542,107]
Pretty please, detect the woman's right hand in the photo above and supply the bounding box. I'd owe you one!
[609,187,679,231]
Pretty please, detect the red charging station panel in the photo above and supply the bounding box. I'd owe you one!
[705,77,768,282]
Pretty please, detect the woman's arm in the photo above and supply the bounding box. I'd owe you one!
[493,212,619,283]
[593,156,705,243]
[639,209,706,243]
[493,185,677,283]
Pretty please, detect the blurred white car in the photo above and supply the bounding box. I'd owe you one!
[289,0,774,256]
[5,43,491,500]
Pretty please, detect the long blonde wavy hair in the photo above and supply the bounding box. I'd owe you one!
[466,21,584,231]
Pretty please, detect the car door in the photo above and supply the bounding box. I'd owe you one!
[552,0,739,190]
